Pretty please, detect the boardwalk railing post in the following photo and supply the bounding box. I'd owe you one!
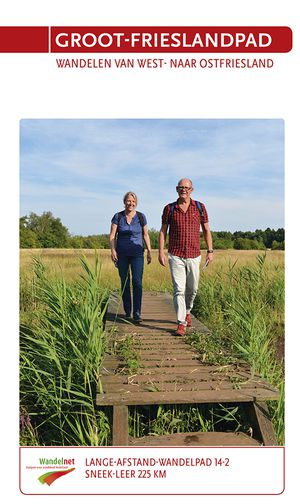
[245,401,278,446]
[112,405,128,446]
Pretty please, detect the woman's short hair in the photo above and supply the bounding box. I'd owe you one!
[123,191,138,205]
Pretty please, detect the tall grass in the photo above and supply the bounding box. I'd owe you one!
[20,249,284,444]
[20,255,110,446]
[193,253,284,444]
[128,403,250,438]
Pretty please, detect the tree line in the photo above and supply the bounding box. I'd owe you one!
[20,211,285,250]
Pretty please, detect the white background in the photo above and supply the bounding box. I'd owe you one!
[1,1,299,502]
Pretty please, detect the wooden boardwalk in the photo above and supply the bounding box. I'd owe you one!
[97,292,279,446]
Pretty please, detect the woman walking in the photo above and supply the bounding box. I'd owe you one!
[109,191,152,323]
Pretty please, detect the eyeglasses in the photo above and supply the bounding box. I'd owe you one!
[177,186,192,190]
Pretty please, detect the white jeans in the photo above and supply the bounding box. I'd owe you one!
[168,254,201,325]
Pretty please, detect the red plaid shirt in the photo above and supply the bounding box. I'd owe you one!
[162,198,208,258]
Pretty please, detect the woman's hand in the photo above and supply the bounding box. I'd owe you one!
[147,250,152,264]
[111,249,118,264]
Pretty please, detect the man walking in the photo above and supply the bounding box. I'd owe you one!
[159,178,213,336]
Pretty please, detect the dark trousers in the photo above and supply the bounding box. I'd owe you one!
[117,255,144,319]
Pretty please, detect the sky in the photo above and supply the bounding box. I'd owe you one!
[20,118,284,235]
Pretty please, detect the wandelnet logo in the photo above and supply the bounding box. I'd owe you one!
[37,456,76,486]
[38,468,75,486]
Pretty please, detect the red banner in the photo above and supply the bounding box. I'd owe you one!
[0,27,49,52]
[0,26,292,53]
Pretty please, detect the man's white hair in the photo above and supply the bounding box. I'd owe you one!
[177,178,193,187]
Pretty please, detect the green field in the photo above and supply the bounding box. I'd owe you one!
[20,248,284,289]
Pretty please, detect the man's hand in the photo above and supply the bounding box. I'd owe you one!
[147,250,152,264]
[158,226,168,267]
[159,252,167,267]
[206,251,214,263]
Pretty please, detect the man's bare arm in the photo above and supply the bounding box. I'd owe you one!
[158,223,168,266]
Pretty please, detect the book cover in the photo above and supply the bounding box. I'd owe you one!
[1,1,298,501]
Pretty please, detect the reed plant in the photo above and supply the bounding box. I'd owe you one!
[20,255,111,446]
[193,253,285,444]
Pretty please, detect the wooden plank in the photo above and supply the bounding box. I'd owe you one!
[132,341,190,348]
[136,350,199,357]
[137,360,203,368]
[101,362,260,376]
[138,364,252,374]
[138,355,200,362]
[132,345,189,350]
[101,360,206,372]
[112,405,128,446]
[129,431,261,446]
[245,401,278,446]
[109,329,176,336]
[112,331,176,337]
[111,319,175,325]
[100,371,265,386]
[139,362,231,370]
[133,312,174,316]
[134,338,191,345]
[96,388,279,406]
[131,332,184,338]
[100,370,273,385]
[101,366,262,379]
[99,381,276,394]
[100,364,260,377]
[100,380,260,390]
[103,356,199,365]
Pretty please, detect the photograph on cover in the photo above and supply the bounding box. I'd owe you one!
[20,118,284,448]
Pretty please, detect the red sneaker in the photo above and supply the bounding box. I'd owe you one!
[175,324,186,336]
[185,313,192,327]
